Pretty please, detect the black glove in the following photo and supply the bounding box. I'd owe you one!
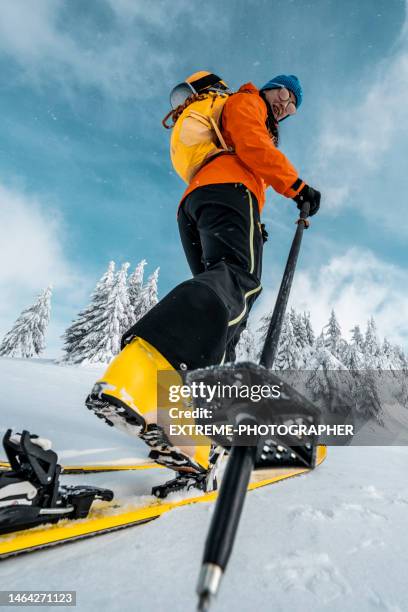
[293,184,321,217]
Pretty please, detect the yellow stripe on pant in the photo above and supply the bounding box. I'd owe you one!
[227,188,262,328]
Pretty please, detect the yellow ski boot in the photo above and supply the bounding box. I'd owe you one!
[85,337,211,475]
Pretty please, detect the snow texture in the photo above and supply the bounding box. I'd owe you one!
[1,357,408,611]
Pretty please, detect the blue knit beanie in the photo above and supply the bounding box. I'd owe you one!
[260,74,303,109]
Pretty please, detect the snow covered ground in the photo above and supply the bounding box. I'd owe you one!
[1,357,408,612]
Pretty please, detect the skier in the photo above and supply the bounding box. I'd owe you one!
[86,72,321,493]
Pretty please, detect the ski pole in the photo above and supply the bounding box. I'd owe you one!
[196,202,311,611]
[197,422,257,612]
[260,201,310,368]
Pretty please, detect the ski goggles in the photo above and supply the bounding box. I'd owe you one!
[276,87,297,116]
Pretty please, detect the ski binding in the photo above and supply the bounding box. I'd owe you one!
[0,429,113,535]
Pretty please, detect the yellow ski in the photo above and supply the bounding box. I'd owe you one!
[0,460,159,474]
[0,446,326,559]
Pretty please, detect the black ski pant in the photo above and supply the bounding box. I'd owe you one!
[122,183,263,370]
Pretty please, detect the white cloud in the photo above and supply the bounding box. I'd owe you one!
[0,182,73,290]
[310,3,408,231]
[257,247,408,348]
[0,181,81,347]
[0,0,226,100]
[0,0,170,99]
[104,0,217,28]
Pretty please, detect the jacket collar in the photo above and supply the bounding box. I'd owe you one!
[237,82,279,140]
[237,82,260,94]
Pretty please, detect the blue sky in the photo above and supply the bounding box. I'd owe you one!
[0,0,407,356]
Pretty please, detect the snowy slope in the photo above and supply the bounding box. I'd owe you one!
[1,357,408,612]
[0,356,152,465]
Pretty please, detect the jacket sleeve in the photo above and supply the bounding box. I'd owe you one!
[223,92,304,198]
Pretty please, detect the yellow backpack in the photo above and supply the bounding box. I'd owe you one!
[162,72,233,184]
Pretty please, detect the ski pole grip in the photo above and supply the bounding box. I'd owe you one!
[296,201,310,228]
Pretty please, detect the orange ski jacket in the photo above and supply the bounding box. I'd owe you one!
[180,83,304,213]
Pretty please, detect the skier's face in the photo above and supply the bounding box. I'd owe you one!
[263,87,297,121]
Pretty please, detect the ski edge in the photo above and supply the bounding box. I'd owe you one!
[0,461,160,474]
[0,516,159,560]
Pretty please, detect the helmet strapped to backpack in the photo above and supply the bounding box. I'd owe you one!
[166,71,230,116]
[162,72,233,184]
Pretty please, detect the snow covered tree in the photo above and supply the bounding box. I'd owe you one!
[256,311,271,359]
[350,325,364,350]
[307,330,346,371]
[146,267,159,309]
[0,286,52,358]
[314,332,325,351]
[364,317,380,367]
[342,342,365,370]
[106,261,132,349]
[375,338,408,371]
[137,268,159,320]
[302,312,315,346]
[290,308,309,349]
[323,310,342,358]
[78,262,132,363]
[61,261,116,363]
[340,324,364,370]
[128,259,147,325]
[392,345,408,370]
[381,337,393,361]
[235,326,257,362]
[256,309,314,367]
[273,315,300,370]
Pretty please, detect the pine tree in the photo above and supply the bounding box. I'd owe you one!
[302,312,315,346]
[323,310,342,358]
[290,308,309,349]
[0,286,52,358]
[273,315,300,370]
[78,262,132,363]
[138,268,159,320]
[106,262,132,351]
[393,345,408,370]
[350,325,364,350]
[376,338,408,370]
[128,259,147,325]
[256,311,271,359]
[364,317,380,367]
[308,330,346,370]
[235,327,257,362]
[382,337,392,360]
[339,325,363,370]
[61,261,116,363]
[342,342,365,370]
[314,332,325,351]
